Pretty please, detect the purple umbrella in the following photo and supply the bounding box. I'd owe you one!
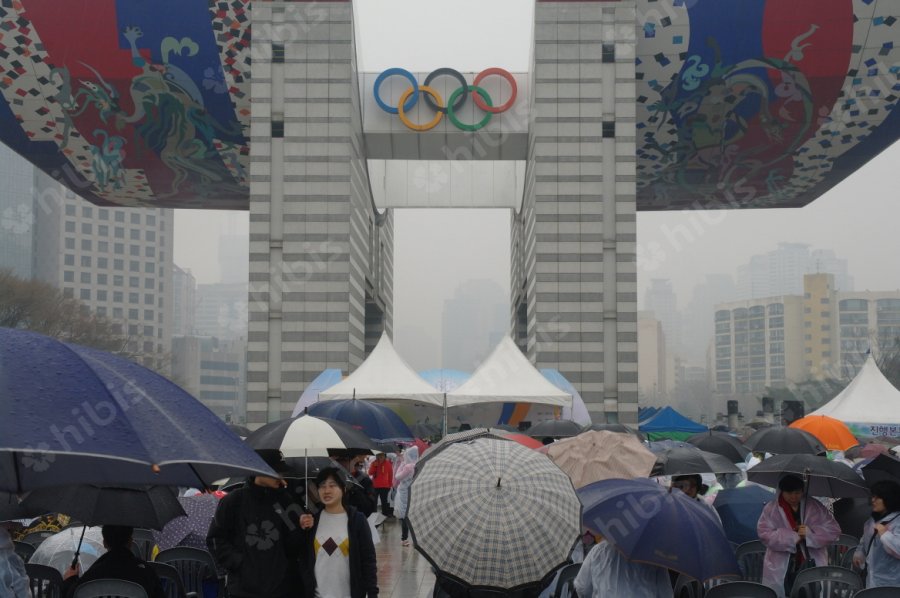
[152,493,220,551]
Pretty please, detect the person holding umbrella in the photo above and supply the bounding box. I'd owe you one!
[298,467,378,598]
[207,449,305,598]
[852,480,900,588]
[757,475,840,597]
[0,523,30,598]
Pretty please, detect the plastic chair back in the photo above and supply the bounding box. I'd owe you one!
[148,561,191,598]
[14,540,36,563]
[25,563,64,598]
[826,533,859,567]
[735,540,767,583]
[552,563,581,598]
[854,588,900,597]
[72,578,149,598]
[674,573,702,598]
[788,565,862,598]
[155,547,222,597]
[705,581,778,597]
[131,528,157,562]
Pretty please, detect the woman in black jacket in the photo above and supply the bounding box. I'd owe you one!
[299,467,379,598]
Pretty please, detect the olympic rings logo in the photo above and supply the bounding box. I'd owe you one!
[373,67,518,132]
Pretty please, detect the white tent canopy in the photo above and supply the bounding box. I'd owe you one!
[318,333,444,407]
[811,355,900,434]
[445,337,573,408]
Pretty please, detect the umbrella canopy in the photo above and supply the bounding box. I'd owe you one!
[713,486,775,545]
[30,526,105,574]
[539,431,657,489]
[0,328,277,492]
[307,399,413,442]
[21,485,185,531]
[153,493,219,551]
[579,478,740,582]
[585,423,645,441]
[744,426,825,455]
[861,453,900,485]
[244,415,377,458]
[747,454,869,498]
[526,419,583,439]
[417,429,510,473]
[407,437,581,591]
[686,431,749,463]
[651,447,742,477]
[789,415,859,451]
[846,443,888,460]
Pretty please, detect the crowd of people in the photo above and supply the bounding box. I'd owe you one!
[3,443,900,597]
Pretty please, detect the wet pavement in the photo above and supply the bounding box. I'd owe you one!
[375,517,437,598]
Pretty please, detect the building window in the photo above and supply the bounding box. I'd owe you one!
[65,221,75,233]
[115,227,124,239]
[63,271,74,282]
[129,292,140,304]
[130,245,140,256]
[82,206,92,218]
[81,239,92,251]
[130,213,141,225]
[65,238,75,250]
[98,241,109,252]
[146,215,156,226]
[80,256,91,267]
[130,229,140,240]
[130,261,140,272]
[113,275,124,287]
[99,209,108,220]
[129,308,139,320]
[63,287,74,298]
[98,257,108,269]
[145,247,156,258]
[80,272,91,284]
[145,230,156,242]
[81,223,92,235]
[272,120,284,138]
[113,307,123,318]
[65,205,76,216]
[602,43,615,63]
[64,254,75,266]
[114,259,124,271]
[97,273,108,285]
[79,288,90,300]
[273,43,285,63]
[97,290,107,301]
[113,291,123,302]
[602,121,615,138]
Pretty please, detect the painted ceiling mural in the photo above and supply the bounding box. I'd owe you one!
[0,0,899,210]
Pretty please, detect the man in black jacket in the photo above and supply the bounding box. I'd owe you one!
[207,449,306,598]
[62,525,164,598]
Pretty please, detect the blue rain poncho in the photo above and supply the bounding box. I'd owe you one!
[855,511,900,588]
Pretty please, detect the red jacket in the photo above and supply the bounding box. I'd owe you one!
[368,459,393,489]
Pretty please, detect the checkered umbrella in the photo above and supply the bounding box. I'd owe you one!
[408,437,581,591]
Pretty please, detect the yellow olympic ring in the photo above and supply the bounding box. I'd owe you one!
[397,85,444,132]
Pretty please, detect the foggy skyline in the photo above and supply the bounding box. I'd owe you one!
[174,0,900,368]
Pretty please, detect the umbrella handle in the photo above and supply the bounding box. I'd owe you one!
[800,474,813,562]
[71,526,87,571]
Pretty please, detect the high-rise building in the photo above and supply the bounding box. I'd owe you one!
[803,273,837,380]
[836,292,900,378]
[644,279,681,357]
[0,143,36,279]
[638,311,669,404]
[172,265,197,337]
[195,282,247,340]
[34,174,175,370]
[441,280,508,371]
[737,243,853,300]
[171,335,247,422]
[682,274,737,366]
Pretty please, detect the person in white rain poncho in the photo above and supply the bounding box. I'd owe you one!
[853,480,900,588]
[392,446,419,547]
[757,474,840,597]
[573,538,671,597]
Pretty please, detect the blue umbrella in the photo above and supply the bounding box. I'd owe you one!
[579,478,740,582]
[0,327,276,492]
[713,485,774,545]
[307,399,413,442]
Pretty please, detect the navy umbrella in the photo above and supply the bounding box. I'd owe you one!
[307,399,413,442]
[0,327,276,492]
[713,486,774,545]
[579,478,740,582]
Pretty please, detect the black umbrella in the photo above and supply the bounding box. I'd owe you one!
[747,454,869,498]
[227,424,252,438]
[21,485,185,531]
[833,497,871,539]
[525,419,582,439]
[585,423,646,441]
[744,427,825,455]
[687,431,749,463]
[651,447,742,477]
[861,453,900,485]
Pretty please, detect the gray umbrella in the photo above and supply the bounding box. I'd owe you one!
[526,419,583,439]
[651,447,742,477]
[408,437,581,591]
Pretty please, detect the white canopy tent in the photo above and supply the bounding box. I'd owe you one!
[446,337,573,409]
[318,333,444,407]
[811,355,900,437]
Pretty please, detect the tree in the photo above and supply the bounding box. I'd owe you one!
[0,269,130,355]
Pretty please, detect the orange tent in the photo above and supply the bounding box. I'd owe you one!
[789,415,859,451]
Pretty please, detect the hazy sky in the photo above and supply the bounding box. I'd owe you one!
[175,0,900,362]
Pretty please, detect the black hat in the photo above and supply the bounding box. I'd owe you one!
[254,449,290,474]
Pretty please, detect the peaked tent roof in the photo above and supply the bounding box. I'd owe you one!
[811,355,900,423]
[318,333,444,406]
[638,406,707,433]
[445,337,572,408]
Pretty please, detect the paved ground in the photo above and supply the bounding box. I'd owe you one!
[375,517,437,598]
